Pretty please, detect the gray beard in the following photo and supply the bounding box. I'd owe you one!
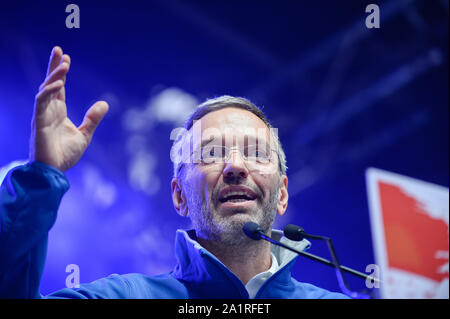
[185,181,280,249]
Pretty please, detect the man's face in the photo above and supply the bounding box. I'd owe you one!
[177,107,288,244]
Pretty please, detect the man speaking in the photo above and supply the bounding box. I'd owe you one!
[0,47,348,299]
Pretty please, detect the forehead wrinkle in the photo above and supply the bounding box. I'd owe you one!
[186,108,274,149]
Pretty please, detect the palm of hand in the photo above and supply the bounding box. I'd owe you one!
[30,47,108,172]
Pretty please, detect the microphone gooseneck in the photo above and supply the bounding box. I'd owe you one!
[243,222,379,299]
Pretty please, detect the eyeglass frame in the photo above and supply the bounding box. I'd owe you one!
[176,143,282,174]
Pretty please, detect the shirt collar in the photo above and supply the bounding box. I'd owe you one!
[172,228,311,298]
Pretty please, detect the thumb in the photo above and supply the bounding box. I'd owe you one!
[78,101,109,142]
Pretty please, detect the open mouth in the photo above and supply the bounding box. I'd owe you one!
[219,192,256,203]
[218,186,258,206]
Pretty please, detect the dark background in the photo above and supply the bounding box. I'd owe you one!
[0,0,448,296]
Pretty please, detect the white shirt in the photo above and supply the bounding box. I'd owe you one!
[245,252,279,299]
[245,230,311,298]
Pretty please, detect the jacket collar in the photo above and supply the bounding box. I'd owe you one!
[172,229,311,298]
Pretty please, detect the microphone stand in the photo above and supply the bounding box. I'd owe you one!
[256,233,377,299]
[309,234,371,299]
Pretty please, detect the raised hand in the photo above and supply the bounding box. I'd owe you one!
[29,46,109,172]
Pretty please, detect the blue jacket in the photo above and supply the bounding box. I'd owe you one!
[0,161,348,299]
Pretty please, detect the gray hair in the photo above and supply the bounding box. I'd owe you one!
[171,95,287,181]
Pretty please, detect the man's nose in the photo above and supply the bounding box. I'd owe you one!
[222,149,249,179]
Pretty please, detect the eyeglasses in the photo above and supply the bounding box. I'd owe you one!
[191,144,278,165]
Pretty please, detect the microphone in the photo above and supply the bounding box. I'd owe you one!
[284,224,324,241]
[283,224,307,241]
[243,222,339,267]
[243,221,264,240]
[243,222,378,299]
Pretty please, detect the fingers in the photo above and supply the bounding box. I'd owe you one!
[34,80,65,115]
[61,53,71,65]
[46,46,63,76]
[39,60,70,91]
[39,47,71,103]
[78,101,109,142]
[60,54,71,85]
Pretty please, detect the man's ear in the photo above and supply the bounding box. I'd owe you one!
[276,175,288,216]
[171,178,188,217]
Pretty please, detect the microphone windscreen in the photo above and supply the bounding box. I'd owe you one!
[243,222,263,240]
[284,224,306,241]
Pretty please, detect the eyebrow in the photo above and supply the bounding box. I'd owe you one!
[199,135,271,148]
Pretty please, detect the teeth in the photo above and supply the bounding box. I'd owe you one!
[221,191,255,201]
[226,192,248,196]
[227,198,248,203]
